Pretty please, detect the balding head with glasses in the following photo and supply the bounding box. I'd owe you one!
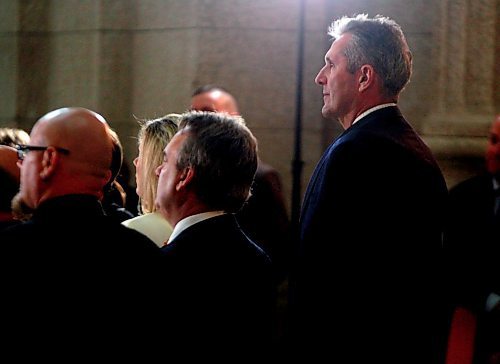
[1,108,164,355]
[12,107,114,214]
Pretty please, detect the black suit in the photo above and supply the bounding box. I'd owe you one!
[444,174,500,363]
[236,160,292,284]
[160,214,275,353]
[289,106,449,362]
[0,194,163,359]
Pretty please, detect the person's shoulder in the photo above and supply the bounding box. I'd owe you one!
[123,212,169,227]
[0,220,22,232]
[115,222,156,241]
[101,217,160,251]
[449,173,490,195]
[253,161,282,189]
[328,131,381,160]
[123,212,172,247]
[0,221,38,254]
[231,223,273,265]
[1,220,35,237]
[121,214,143,228]
[257,160,277,174]
[246,237,272,265]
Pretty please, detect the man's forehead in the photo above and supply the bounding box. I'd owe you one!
[166,132,186,152]
[328,34,350,55]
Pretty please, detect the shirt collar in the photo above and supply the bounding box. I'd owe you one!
[167,210,225,244]
[352,103,397,126]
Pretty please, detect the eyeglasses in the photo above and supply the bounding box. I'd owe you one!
[15,144,70,161]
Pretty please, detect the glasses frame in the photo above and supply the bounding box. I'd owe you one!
[15,144,70,161]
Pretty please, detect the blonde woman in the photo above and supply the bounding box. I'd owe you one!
[122,114,179,247]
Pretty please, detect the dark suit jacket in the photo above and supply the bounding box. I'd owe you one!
[160,214,275,353]
[236,161,292,284]
[444,173,499,310]
[0,194,164,359]
[290,106,449,362]
[444,174,500,362]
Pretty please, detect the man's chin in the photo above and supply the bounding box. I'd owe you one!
[11,192,34,221]
[321,107,332,120]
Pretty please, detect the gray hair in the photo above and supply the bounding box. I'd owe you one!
[328,14,412,97]
[176,111,258,213]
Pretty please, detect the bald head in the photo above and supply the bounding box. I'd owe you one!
[18,107,114,209]
[32,107,113,176]
[190,88,240,115]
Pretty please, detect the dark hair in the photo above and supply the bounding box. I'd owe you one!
[176,111,258,212]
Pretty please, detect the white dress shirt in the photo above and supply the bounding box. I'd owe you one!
[167,211,226,244]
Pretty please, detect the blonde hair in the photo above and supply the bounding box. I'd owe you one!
[137,114,179,213]
[0,127,30,147]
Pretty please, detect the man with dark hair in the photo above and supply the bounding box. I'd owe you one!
[155,110,275,354]
[190,84,292,285]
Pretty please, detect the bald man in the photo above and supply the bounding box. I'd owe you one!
[191,85,239,115]
[0,107,163,358]
[444,114,500,364]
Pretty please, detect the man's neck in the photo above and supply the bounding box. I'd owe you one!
[352,103,397,126]
[341,94,397,129]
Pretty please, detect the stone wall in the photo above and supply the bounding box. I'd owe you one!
[1,0,498,216]
[421,0,499,187]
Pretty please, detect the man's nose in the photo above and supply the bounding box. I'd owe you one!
[315,67,326,85]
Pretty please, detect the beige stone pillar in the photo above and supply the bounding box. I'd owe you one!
[0,1,20,126]
[422,0,498,188]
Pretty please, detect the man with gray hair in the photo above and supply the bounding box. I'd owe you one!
[289,14,449,362]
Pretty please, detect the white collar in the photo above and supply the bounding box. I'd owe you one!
[352,103,397,126]
[167,211,225,244]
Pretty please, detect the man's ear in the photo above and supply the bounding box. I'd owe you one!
[39,147,59,180]
[176,166,195,191]
[358,65,375,92]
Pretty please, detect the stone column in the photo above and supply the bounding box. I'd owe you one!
[422,0,498,188]
[0,1,20,126]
